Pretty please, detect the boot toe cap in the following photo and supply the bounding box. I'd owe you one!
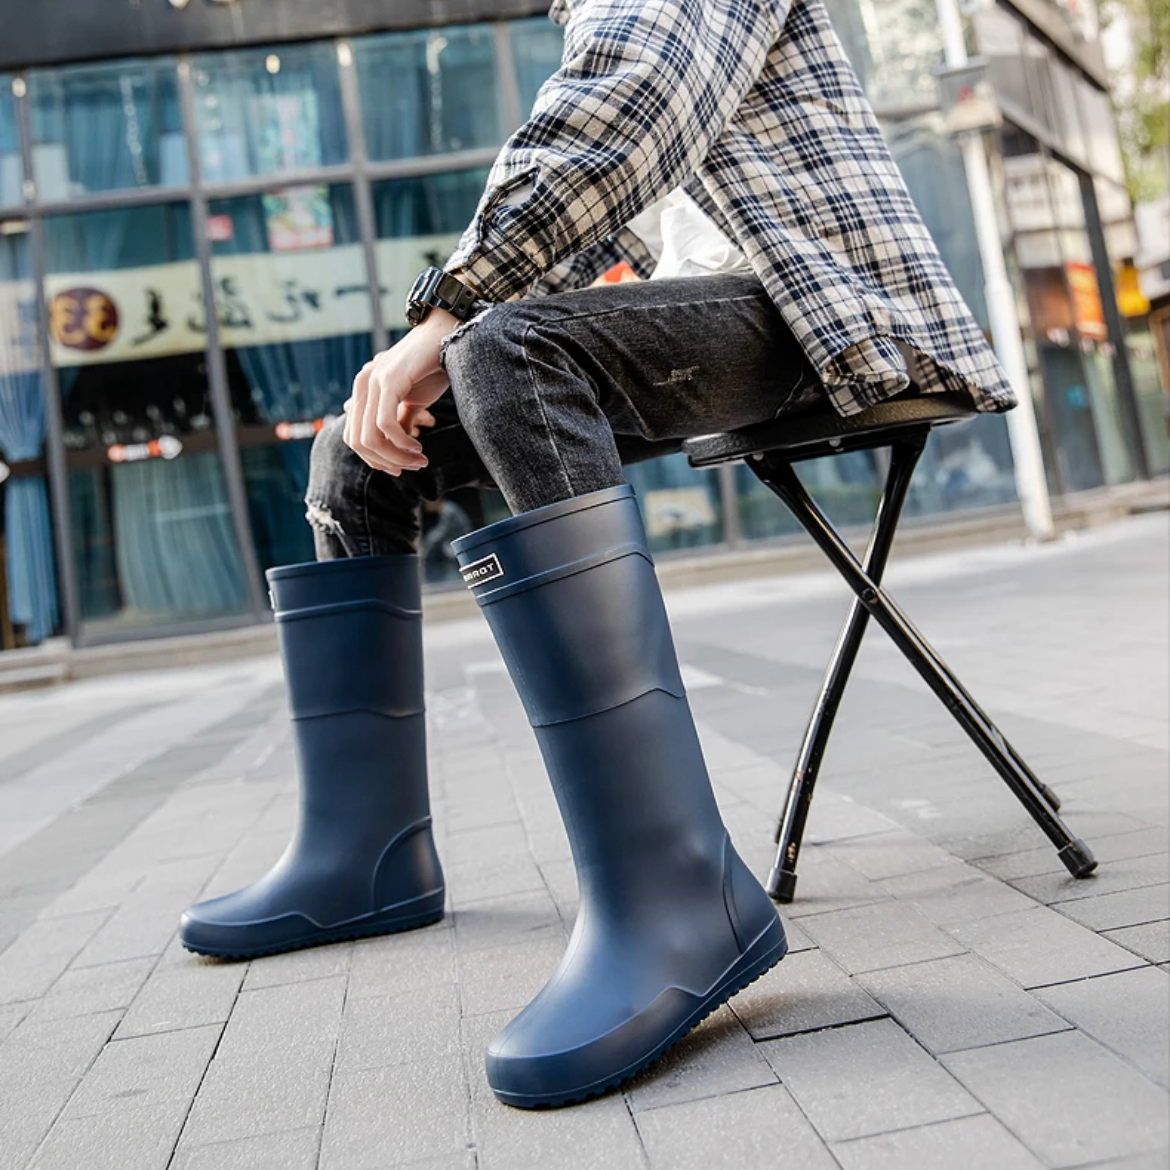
[486,986,695,1108]
[178,895,317,959]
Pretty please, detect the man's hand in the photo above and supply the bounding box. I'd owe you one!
[343,307,460,476]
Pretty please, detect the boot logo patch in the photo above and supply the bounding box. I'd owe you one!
[461,553,504,589]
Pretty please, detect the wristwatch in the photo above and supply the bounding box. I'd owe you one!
[405,267,480,328]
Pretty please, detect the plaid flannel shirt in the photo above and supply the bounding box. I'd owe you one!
[446,0,1017,416]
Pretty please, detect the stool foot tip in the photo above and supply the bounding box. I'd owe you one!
[766,867,798,903]
[1059,838,1097,878]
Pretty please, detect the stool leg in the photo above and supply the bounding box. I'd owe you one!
[755,455,1096,880]
[765,435,925,903]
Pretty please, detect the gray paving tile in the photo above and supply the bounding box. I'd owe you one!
[456,935,564,1017]
[1034,967,1170,1087]
[977,827,1170,883]
[179,976,346,1147]
[857,954,1069,1054]
[28,1102,189,1170]
[460,1011,645,1170]
[949,906,1147,989]
[730,947,885,1040]
[30,957,154,1023]
[824,829,957,882]
[0,1002,26,1045]
[1013,853,1170,906]
[179,1061,333,1149]
[335,982,461,1072]
[1057,884,1170,931]
[0,1011,119,1170]
[635,1083,837,1170]
[452,889,564,954]
[319,1057,470,1169]
[170,1127,321,1170]
[347,923,456,1000]
[761,1018,982,1142]
[0,911,109,1004]
[62,1024,220,1119]
[240,941,352,991]
[797,899,966,974]
[115,960,244,1038]
[943,1031,1170,1167]
[1103,920,1170,964]
[781,850,885,919]
[625,1005,777,1113]
[831,1115,1047,1170]
[879,863,1037,928]
[71,855,222,969]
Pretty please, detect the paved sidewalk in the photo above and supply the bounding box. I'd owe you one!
[0,513,1167,1170]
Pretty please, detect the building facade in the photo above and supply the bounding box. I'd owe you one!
[0,0,1165,651]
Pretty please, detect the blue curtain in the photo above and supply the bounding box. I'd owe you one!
[110,451,247,617]
[0,369,58,644]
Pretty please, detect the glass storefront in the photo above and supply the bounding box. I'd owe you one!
[975,1,1159,494]
[0,4,1163,650]
[44,203,249,637]
[28,59,187,198]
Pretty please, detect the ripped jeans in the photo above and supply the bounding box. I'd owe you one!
[305,271,819,559]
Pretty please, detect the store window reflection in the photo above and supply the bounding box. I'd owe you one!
[44,204,248,637]
[28,59,187,198]
[1000,126,1133,492]
[628,458,724,553]
[373,168,488,334]
[373,169,489,584]
[738,454,881,541]
[823,0,943,111]
[1,225,59,648]
[192,44,346,184]
[209,184,371,572]
[354,25,502,162]
[1,78,22,207]
[510,17,565,114]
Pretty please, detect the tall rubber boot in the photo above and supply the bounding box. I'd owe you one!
[179,555,445,959]
[452,485,787,1108]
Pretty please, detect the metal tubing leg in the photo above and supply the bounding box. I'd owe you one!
[765,435,926,903]
[754,456,1096,880]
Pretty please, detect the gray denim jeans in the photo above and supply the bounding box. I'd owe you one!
[306,271,820,559]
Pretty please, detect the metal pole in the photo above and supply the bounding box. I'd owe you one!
[15,74,82,645]
[337,38,389,354]
[177,57,269,619]
[935,0,1056,540]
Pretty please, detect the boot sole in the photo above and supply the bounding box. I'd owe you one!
[492,916,789,1109]
[181,903,446,961]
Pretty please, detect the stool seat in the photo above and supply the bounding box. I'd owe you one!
[683,391,977,468]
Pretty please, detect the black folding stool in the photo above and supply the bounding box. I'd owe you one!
[682,390,1098,903]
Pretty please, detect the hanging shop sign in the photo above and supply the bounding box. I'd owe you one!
[1065,261,1108,343]
[43,233,461,368]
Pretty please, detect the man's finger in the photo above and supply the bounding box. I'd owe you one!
[371,372,426,457]
[344,363,373,450]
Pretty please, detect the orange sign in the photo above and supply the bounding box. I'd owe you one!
[1065,262,1108,342]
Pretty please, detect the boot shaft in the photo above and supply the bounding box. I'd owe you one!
[453,487,728,897]
[268,556,424,722]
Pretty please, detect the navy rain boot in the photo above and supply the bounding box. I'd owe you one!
[453,485,787,1108]
[179,555,445,959]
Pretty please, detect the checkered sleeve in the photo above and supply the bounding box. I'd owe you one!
[445,0,785,302]
[526,226,656,296]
